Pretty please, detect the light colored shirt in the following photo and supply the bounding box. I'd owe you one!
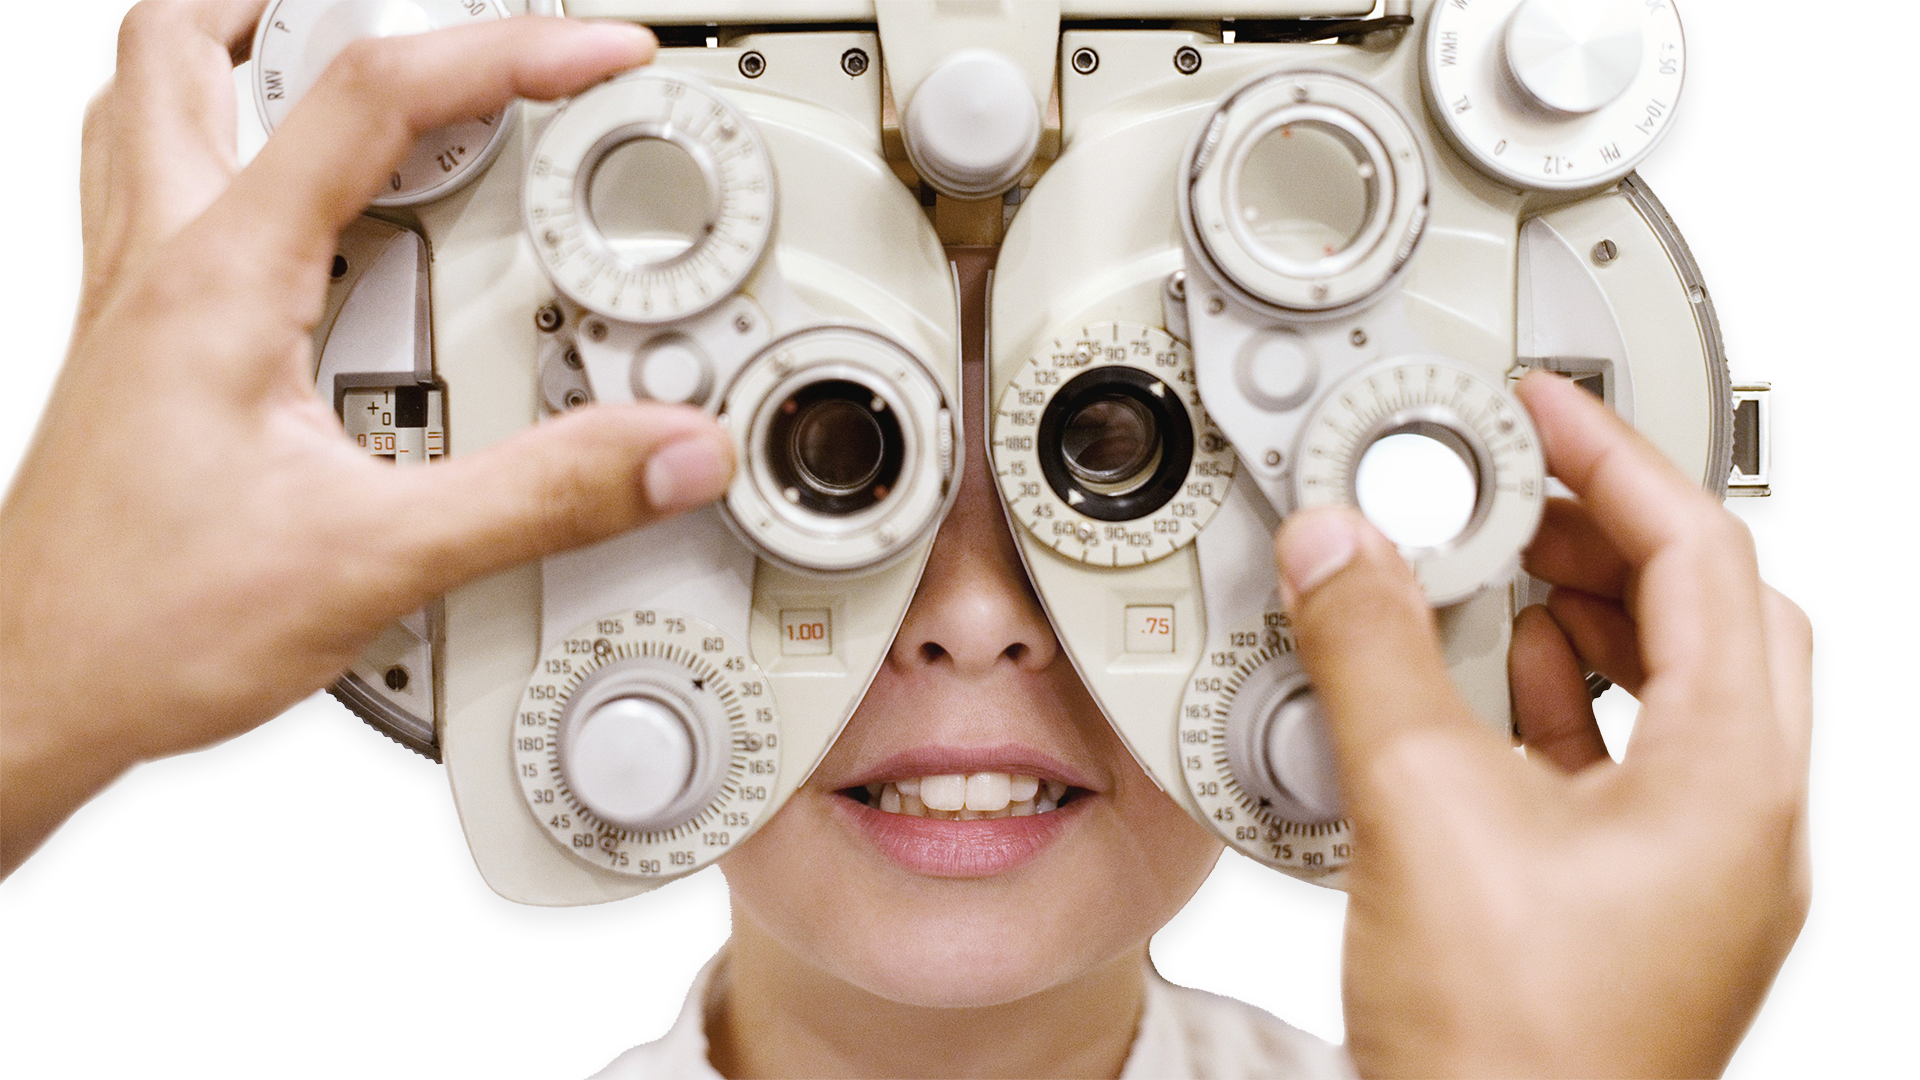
[589,952,1355,1079]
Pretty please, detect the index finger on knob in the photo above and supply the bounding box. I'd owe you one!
[1517,371,1728,568]
[218,17,654,270]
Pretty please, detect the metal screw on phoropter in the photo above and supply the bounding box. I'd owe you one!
[1592,239,1620,266]
[1174,46,1202,75]
[1071,47,1099,75]
[841,48,869,77]
[535,303,563,332]
[739,51,766,79]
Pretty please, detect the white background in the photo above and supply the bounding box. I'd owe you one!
[2,2,1914,1076]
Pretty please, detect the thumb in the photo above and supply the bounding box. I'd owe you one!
[1275,507,1480,797]
[381,403,734,600]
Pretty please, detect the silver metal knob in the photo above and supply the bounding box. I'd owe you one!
[1505,0,1645,115]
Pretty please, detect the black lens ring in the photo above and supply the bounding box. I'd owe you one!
[1037,366,1194,523]
[763,378,905,516]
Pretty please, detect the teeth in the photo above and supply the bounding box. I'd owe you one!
[965,772,1011,812]
[920,774,967,812]
[860,772,1076,820]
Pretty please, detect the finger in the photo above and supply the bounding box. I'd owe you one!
[1544,588,1648,696]
[1518,372,1773,751]
[1275,508,1495,810]
[221,17,654,271]
[101,2,265,276]
[375,404,733,603]
[1523,497,1631,601]
[1510,605,1610,774]
[76,87,117,332]
[1517,371,1725,568]
[1762,586,1814,761]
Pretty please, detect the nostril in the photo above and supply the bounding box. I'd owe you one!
[920,642,948,663]
[1003,643,1029,664]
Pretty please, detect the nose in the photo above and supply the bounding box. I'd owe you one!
[888,250,1058,678]
[890,446,1059,677]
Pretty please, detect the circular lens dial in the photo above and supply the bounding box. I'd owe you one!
[993,323,1235,567]
[525,72,775,324]
[1295,359,1546,606]
[723,326,956,574]
[1183,71,1428,316]
[1424,0,1686,191]
[1178,608,1351,881]
[515,609,781,878]
[253,0,515,207]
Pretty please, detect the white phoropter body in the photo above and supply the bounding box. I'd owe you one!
[253,0,518,206]
[283,1,1748,900]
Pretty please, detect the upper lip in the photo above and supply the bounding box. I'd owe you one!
[830,744,1101,793]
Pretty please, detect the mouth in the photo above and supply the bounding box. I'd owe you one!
[836,771,1084,820]
[825,753,1099,878]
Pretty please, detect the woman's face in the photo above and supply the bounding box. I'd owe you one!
[720,346,1223,1009]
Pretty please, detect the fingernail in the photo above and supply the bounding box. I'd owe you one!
[1278,508,1360,608]
[645,434,730,514]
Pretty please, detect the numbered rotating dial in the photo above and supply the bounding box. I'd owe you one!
[253,0,515,206]
[524,72,776,324]
[1295,359,1546,606]
[1425,0,1686,192]
[993,323,1235,566]
[1178,610,1351,882]
[515,610,781,879]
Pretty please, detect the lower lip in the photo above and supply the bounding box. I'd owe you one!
[834,795,1088,878]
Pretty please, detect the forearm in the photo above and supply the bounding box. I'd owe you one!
[0,697,138,878]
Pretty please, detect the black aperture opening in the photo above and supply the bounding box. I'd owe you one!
[393,385,429,429]
[764,379,904,515]
[1038,366,1193,523]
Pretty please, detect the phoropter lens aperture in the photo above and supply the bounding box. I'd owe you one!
[1037,366,1193,523]
[765,379,905,515]
[1061,397,1159,488]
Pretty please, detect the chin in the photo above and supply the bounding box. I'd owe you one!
[721,784,1222,1009]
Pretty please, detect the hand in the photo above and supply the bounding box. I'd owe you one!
[0,4,734,877]
[1274,372,1812,1078]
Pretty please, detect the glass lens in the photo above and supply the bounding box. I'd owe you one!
[791,397,886,495]
[1061,397,1157,486]
[1236,121,1375,266]
[588,137,711,264]
[1354,431,1478,549]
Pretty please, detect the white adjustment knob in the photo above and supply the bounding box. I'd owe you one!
[903,49,1041,199]
[634,336,712,405]
[1505,0,1644,115]
[1261,691,1343,825]
[1225,662,1345,825]
[561,697,696,831]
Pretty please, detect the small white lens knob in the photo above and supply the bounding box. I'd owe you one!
[1505,0,1645,115]
[562,697,695,831]
[634,336,712,405]
[903,48,1041,199]
[1261,690,1343,824]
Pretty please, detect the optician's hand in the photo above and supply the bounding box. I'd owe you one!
[1275,372,1812,1078]
[0,4,734,877]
